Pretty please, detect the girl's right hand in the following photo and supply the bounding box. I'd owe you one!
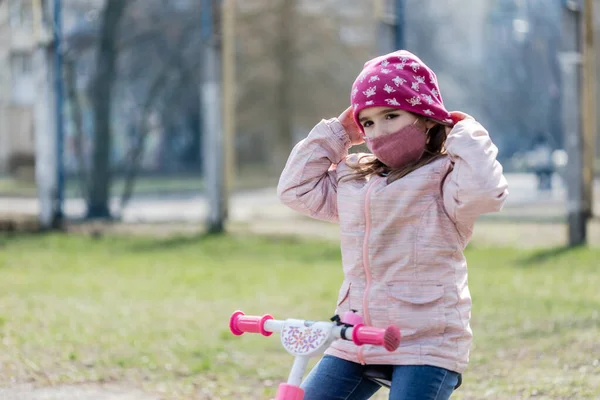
[338,106,365,146]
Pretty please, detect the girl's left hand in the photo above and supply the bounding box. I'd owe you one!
[446,111,475,135]
[449,111,474,124]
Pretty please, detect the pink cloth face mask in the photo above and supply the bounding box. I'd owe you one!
[365,120,427,169]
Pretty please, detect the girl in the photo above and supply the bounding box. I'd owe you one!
[277,50,508,399]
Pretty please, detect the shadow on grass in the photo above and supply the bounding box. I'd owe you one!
[0,230,47,249]
[127,232,215,252]
[517,245,583,266]
[125,231,343,264]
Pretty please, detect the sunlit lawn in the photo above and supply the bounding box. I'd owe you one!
[0,233,598,399]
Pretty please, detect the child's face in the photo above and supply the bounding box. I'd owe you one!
[358,107,434,138]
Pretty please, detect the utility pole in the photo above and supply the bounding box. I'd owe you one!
[394,0,405,49]
[201,0,227,233]
[222,0,236,211]
[560,0,587,246]
[272,0,295,175]
[52,0,65,227]
[33,0,58,230]
[582,0,596,219]
[374,0,405,53]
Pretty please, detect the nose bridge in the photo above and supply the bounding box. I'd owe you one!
[373,122,387,137]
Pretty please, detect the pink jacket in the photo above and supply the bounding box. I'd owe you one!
[277,118,509,374]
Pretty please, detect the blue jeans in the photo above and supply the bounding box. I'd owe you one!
[300,355,461,400]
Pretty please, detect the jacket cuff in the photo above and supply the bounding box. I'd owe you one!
[325,118,352,151]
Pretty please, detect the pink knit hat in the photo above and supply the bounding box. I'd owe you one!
[351,50,454,131]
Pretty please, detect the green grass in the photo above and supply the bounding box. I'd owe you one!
[0,233,598,399]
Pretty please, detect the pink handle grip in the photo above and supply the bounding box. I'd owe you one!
[352,324,401,352]
[229,310,273,337]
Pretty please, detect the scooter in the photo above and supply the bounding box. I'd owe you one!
[229,310,401,400]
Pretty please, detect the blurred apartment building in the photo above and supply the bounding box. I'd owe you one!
[0,0,97,176]
[0,0,39,176]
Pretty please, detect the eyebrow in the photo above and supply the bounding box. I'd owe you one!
[359,108,401,122]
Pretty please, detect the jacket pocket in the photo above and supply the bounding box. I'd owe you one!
[387,282,446,345]
[336,281,351,308]
[334,281,354,317]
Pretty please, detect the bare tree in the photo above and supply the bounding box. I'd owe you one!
[270,0,296,173]
[477,0,562,156]
[87,0,128,218]
[62,0,204,216]
[403,0,562,158]
[65,0,372,212]
[63,55,88,197]
[234,1,371,178]
[117,21,202,210]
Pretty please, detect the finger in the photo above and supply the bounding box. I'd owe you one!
[449,111,474,122]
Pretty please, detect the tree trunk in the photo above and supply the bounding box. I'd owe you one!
[271,0,295,176]
[63,56,88,197]
[119,65,171,211]
[87,0,127,218]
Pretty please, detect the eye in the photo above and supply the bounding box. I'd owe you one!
[385,113,399,120]
[362,120,373,128]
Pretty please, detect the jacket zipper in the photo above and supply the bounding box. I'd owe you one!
[358,177,379,365]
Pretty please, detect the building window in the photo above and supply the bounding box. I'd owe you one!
[11,52,35,105]
[11,52,33,74]
[9,0,33,28]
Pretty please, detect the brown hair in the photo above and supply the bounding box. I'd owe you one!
[340,120,448,184]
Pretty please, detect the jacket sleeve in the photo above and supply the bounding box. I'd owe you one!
[277,118,352,223]
[442,119,509,229]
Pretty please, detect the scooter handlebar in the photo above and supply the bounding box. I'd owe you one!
[230,311,401,352]
[229,310,274,337]
[352,324,401,352]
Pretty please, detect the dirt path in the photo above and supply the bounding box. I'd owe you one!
[70,215,599,249]
[235,217,600,248]
[0,384,159,400]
